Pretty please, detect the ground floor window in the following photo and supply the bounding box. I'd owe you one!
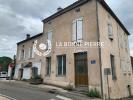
[57,55,66,76]
[110,54,116,80]
[46,57,51,76]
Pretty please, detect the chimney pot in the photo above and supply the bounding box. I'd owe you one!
[26,34,30,39]
[57,7,62,12]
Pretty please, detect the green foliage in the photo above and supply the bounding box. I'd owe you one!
[86,88,101,98]
[64,85,73,91]
[0,56,12,71]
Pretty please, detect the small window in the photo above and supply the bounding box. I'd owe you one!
[72,18,83,42]
[110,54,116,80]
[46,57,51,76]
[108,23,113,36]
[21,49,25,60]
[31,44,34,58]
[18,50,21,60]
[47,31,53,41]
[57,55,66,76]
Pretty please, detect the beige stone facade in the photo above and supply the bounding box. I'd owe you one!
[15,0,133,99]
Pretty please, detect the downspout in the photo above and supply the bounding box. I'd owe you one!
[96,0,103,98]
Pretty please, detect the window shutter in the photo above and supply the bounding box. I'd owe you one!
[32,45,34,58]
[110,55,116,80]
[48,31,52,41]
[108,23,113,36]
[23,50,25,59]
[72,21,76,41]
[28,48,31,58]
[19,50,21,60]
[77,19,83,41]
[63,55,66,75]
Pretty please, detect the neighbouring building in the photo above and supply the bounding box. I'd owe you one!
[14,33,43,80]
[15,0,133,99]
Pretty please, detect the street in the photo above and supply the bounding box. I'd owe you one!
[0,81,73,100]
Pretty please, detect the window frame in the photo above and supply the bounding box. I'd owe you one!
[56,54,66,76]
[72,17,83,42]
[47,30,53,41]
[46,57,51,76]
[110,54,117,80]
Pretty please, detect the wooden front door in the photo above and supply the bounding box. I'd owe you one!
[75,52,88,86]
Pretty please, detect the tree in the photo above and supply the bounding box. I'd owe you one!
[0,56,12,71]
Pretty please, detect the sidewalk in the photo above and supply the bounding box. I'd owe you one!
[0,94,16,100]
[0,96,10,100]
[0,80,102,100]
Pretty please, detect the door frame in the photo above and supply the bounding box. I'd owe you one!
[74,51,88,87]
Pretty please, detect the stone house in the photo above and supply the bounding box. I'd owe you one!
[15,0,133,99]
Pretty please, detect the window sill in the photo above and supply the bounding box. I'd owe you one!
[45,75,51,77]
[56,75,66,77]
[108,35,113,40]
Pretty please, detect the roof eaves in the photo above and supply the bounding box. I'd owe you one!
[42,0,90,23]
[17,33,43,45]
[98,0,130,35]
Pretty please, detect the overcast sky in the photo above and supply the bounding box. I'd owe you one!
[0,0,133,58]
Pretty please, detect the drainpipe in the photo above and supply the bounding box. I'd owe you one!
[96,0,103,98]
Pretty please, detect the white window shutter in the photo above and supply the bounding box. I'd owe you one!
[77,19,83,41]
[32,45,34,58]
[23,50,25,59]
[28,48,31,58]
[108,23,113,36]
[48,31,52,41]
[72,21,76,41]
[77,18,83,41]
[19,50,21,60]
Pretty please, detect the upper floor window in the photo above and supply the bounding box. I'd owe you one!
[108,23,113,36]
[47,31,53,41]
[57,55,66,76]
[28,45,34,59]
[108,15,113,40]
[18,50,21,60]
[21,49,25,60]
[72,17,83,42]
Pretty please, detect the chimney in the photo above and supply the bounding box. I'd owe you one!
[26,34,30,39]
[57,7,62,12]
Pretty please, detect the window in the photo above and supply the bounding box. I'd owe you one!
[110,55,116,80]
[46,57,51,76]
[108,23,113,36]
[21,49,25,60]
[121,61,126,72]
[31,44,34,58]
[28,48,31,58]
[72,18,83,42]
[108,15,113,40]
[28,46,33,58]
[47,31,52,41]
[57,55,66,76]
[18,50,21,60]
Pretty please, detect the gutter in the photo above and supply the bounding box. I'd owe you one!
[96,0,103,98]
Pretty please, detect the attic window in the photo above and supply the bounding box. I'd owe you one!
[75,8,80,12]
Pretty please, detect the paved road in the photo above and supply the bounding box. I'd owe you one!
[0,82,73,100]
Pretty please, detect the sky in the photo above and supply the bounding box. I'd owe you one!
[0,0,133,58]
